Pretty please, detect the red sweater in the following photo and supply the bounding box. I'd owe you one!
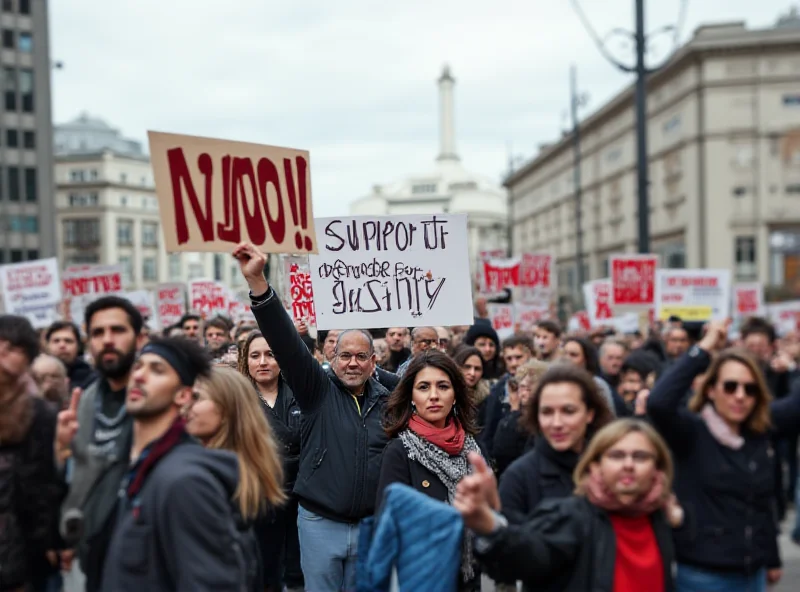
[609,514,664,592]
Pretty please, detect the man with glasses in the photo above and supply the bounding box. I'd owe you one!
[233,242,391,592]
[395,326,439,377]
[435,326,452,352]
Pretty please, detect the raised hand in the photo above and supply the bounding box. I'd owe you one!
[454,452,501,535]
[55,388,81,461]
[232,243,269,295]
[699,319,731,353]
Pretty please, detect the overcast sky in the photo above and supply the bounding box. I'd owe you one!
[50,1,792,217]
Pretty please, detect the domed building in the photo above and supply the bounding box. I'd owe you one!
[350,66,508,272]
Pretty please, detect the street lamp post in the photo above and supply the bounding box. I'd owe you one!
[570,65,588,292]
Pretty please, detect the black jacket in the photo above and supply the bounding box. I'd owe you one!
[491,411,533,477]
[100,439,258,591]
[478,375,508,457]
[375,439,448,511]
[259,379,301,489]
[68,358,97,391]
[498,438,578,525]
[375,367,400,393]
[477,496,674,592]
[251,288,390,523]
[384,348,411,374]
[647,347,800,573]
[0,393,60,591]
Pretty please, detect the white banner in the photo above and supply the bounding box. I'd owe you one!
[156,283,186,328]
[62,264,123,328]
[487,303,515,340]
[654,269,731,322]
[309,214,473,330]
[124,290,156,326]
[0,258,61,328]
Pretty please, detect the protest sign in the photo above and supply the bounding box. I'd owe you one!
[582,279,613,327]
[514,302,549,332]
[148,131,318,254]
[189,280,228,319]
[309,214,473,330]
[482,258,520,294]
[519,252,554,304]
[0,258,61,328]
[487,304,515,340]
[156,283,186,328]
[477,249,506,294]
[610,255,658,306]
[654,269,731,322]
[124,290,155,325]
[767,301,800,336]
[62,264,123,328]
[284,257,316,326]
[569,311,591,333]
[732,283,764,319]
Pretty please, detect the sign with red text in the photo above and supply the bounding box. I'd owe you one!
[309,214,473,329]
[148,131,318,254]
[514,302,550,332]
[582,279,613,327]
[767,300,800,336]
[124,290,155,325]
[62,264,123,329]
[284,256,316,326]
[569,311,591,333]
[156,283,186,328]
[487,303,515,340]
[733,283,764,319]
[482,258,520,294]
[189,280,228,319]
[654,269,731,322]
[0,258,61,328]
[519,252,554,304]
[610,255,658,306]
[476,249,506,296]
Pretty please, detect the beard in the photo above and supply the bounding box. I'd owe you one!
[96,347,137,380]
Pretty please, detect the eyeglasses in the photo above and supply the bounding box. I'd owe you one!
[604,450,656,463]
[438,338,450,347]
[337,351,372,363]
[415,339,437,348]
[720,380,759,398]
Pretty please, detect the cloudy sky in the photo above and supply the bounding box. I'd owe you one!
[51,0,792,217]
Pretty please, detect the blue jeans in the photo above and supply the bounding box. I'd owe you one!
[297,505,359,592]
[676,564,766,592]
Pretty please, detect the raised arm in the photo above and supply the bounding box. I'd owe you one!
[234,243,330,413]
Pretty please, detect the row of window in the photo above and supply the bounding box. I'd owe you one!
[69,169,151,186]
[117,220,159,246]
[6,213,36,232]
[0,166,36,201]
[0,248,38,264]
[2,29,31,52]
[1,0,31,14]
[4,128,35,149]
[3,67,34,113]
[119,256,158,282]
[62,219,159,247]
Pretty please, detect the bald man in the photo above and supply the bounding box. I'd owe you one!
[395,326,439,377]
[30,354,70,409]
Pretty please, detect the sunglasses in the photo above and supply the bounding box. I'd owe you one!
[720,380,759,398]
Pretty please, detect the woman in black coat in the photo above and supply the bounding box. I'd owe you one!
[499,363,614,525]
[647,320,800,591]
[376,350,484,591]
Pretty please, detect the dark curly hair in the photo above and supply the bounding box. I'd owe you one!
[521,362,614,436]
[383,350,478,438]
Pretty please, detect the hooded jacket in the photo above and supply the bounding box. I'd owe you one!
[100,439,258,591]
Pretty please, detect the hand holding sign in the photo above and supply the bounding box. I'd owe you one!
[233,242,269,296]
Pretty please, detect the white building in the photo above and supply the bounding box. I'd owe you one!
[54,114,248,291]
[350,66,508,271]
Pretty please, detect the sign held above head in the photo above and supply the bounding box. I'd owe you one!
[148,131,318,254]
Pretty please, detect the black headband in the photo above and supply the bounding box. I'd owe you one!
[140,342,196,386]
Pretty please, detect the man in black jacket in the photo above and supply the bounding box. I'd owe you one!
[45,321,96,390]
[101,336,257,590]
[234,242,391,592]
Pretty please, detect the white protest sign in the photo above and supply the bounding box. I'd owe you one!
[156,283,187,328]
[654,269,731,322]
[309,214,473,330]
[0,258,61,328]
[767,301,800,336]
[487,304,515,340]
[124,290,156,326]
[62,264,123,329]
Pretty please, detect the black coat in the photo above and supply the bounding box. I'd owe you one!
[68,358,97,391]
[647,347,800,572]
[477,496,674,592]
[478,376,508,457]
[375,438,448,510]
[252,288,390,523]
[491,411,533,477]
[259,379,301,488]
[498,438,578,525]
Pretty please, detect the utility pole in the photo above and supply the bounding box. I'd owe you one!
[570,65,586,291]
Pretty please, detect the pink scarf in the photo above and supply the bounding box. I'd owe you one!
[584,465,668,516]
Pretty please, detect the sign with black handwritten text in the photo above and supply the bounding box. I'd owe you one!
[308,214,473,330]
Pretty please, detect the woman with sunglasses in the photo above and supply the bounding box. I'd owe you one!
[648,319,800,591]
[376,350,484,591]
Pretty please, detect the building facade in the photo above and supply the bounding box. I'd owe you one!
[350,66,508,272]
[54,114,247,291]
[0,0,55,263]
[506,10,800,303]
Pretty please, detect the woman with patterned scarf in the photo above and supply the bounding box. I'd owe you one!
[376,350,485,591]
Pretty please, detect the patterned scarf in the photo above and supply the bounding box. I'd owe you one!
[398,428,481,583]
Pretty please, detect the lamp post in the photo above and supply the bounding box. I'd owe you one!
[570,65,589,292]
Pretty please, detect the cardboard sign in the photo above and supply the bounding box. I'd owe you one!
[515,302,549,332]
[285,257,316,326]
[488,303,514,340]
[582,279,613,327]
[767,301,800,336]
[309,214,473,330]
[156,283,186,328]
[62,264,124,329]
[654,269,731,322]
[610,255,658,306]
[189,280,228,319]
[0,258,61,328]
[483,258,521,294]
[733,283,764,319]
[148,131,318,254]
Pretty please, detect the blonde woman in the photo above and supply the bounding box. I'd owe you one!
[456,419,679,592]
[185,367,286,592]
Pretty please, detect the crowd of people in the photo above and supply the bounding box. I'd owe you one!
[1,240,800,591]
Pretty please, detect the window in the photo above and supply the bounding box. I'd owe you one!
[214,254,223,281]
[70,169,85,182]
[663,114,681,134]
[117,220,133,245]
[89,169,98,181]
[732,186,747,198]
[24,167,35,201]
[188,262,204,280]
[787,184,800,195]
[24,215,36,233]
[63,219,99,246]
[5,129,16,147]
[142,222,158,247]
[10,249,22,263]
[143,257,157,281]
[67,253,100,265]
[140,176,146,186]
[9,215,22,231]
[411,183,436,194]
[735,236,757,281]
[4,67,16,111]
[68,193,98,207]
[19,69,33,112]
[26,249,37,260]
[17,32,31,52]
[119,256,133,283]
[1,1,13,12]
[169,254,182,278]
[1,30,12,49]
[11,215,37,233]
[63,220,76,245]
[22,130,33,148]
[8,167,18,201]
[121,195,128,207]
[18,0,28,14]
